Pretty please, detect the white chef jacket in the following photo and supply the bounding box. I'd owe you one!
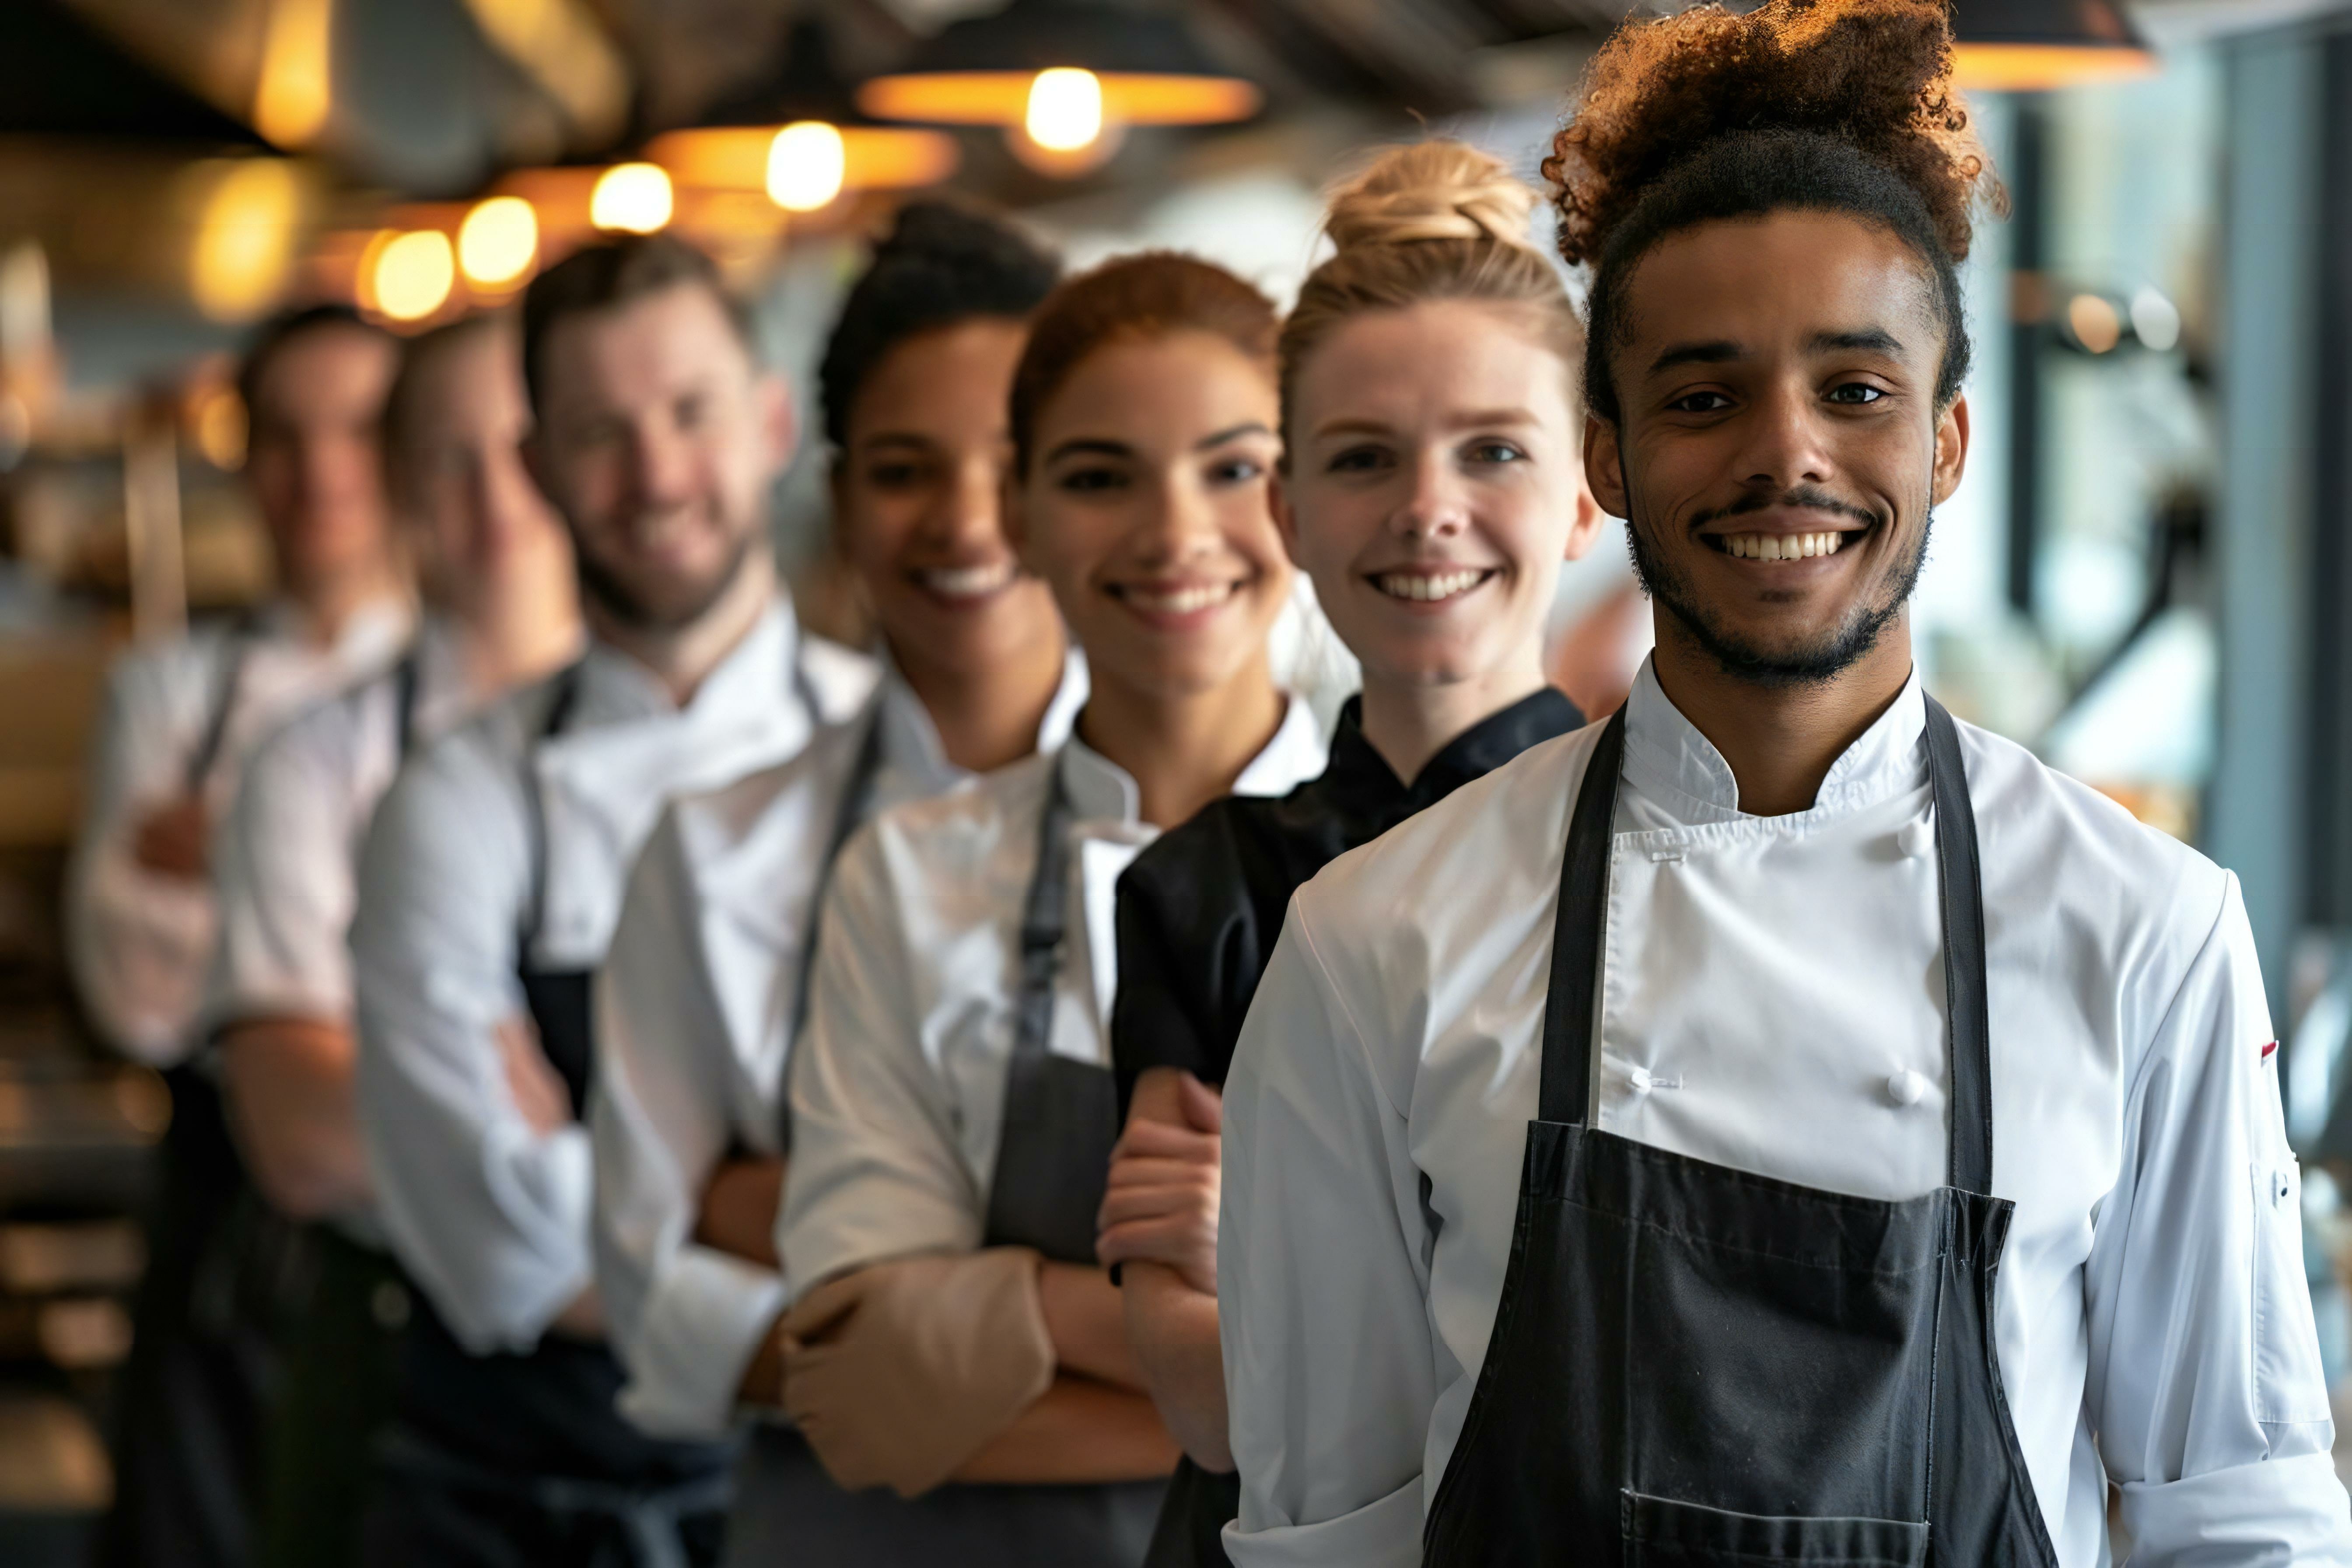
[208,615,483,1035]
[780,696,1329,1297]
[591,652,1089,1438]
[1219,659,2352,1568]
[351,598,874,1355]
[66,598,412,1065]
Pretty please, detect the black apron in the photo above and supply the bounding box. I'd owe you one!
[366,662,734,1568]
[727,757,1161,1567]
[99,619,277,1568]
[1421,700,2061,1568]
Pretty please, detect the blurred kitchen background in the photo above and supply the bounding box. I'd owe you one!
[2,0,2352,1557]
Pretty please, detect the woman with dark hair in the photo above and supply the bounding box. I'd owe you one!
[584,200,1085,1558]
[771,252,1327,1564]
[1217,4,2349,1566]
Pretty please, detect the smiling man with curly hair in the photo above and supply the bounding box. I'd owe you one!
[1213,4,2352,1565]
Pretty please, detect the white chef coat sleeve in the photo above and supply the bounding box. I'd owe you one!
[2087,871,2352,1564]
[65,646,217,1065]
[1220,897,1432,1568]
[351,737,592,1353]
[591,805,784,1439]
[779,825,981,1295]
[207,701,360,1029]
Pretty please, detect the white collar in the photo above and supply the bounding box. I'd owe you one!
[1619,655,1928,827]
[567,597,798,732]
[874,646,1092,796]
[1054,692,1327,825]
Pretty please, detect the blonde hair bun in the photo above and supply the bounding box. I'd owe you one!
[1324,140,1543,256]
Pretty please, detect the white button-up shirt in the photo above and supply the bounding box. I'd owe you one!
[1220,660,2352,1568]
[591,653,1089,1439]
[208,616,483,1036]
[352,599,874,1354]
[67,599,412,1065]
[780,698,1329,1297]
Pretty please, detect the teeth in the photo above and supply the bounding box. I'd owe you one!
[1123,581,1237,616]
[1376,569,1487,603]
[921,562,1015,599]
[1722,532,1846,561]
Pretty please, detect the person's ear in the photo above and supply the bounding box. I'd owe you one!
[1269,465,1306,570]
[1561,463,1607,564]
[1930,393,1970,508]
[1583,414,1630,521]
[756,374,798,481]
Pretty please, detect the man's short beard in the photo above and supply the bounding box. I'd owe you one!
[574,526,758,634]
[1624,504,1930,690]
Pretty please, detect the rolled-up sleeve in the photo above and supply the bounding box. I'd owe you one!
[779,826,979,1298]
[352,737,591,1353]
[2089,873,2352,1564]
[66,649,217,1065]
[592,804,786,1439]
[1221,900,1433,1568]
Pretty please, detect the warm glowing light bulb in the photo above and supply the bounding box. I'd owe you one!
[189,160,303,322]
[592,163,673,233]
[374,231,456,322]
[1025,68,1103,153]
[458,196,538,287]
[254,0,333,148]
[767,121,848,212]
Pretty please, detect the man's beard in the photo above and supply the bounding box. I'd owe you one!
[573,522,758,634]
[1624,490,1929,689]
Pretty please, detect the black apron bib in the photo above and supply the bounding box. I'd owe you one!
[371,662,733,1568]
[1421,700,2060,1568]
[726,754,1161,1566]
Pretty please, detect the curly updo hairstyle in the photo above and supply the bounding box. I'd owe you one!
[1279,139,1584,444]
[817,200,1061,452]
[1546,0,2002,423]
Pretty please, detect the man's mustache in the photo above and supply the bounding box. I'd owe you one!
[1686,486,1880,532]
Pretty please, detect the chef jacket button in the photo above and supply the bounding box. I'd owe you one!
[1897,820,1934,859]
[1885,1069,1929,1107]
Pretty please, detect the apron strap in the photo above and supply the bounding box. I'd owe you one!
[392,648,422,763]
[184,617,257,797]
[1013,759,1076,1062]
[780,701,890,1153]
[1537,710,1625,1127]
[518,659,586,958]
[1534,696,1997,1195]
[1922,696,1994,1195]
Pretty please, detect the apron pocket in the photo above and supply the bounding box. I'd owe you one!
[1622,1491,1928,1566]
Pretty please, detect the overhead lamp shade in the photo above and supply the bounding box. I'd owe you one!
[1951,0,2155,92]
[858,0,1260,128]
[662,19,959,209]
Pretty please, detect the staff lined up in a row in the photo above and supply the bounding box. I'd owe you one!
[69,0,2352,1564]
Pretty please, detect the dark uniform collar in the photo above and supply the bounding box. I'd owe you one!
[1323,686,1585,818]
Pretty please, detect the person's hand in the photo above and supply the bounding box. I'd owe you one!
[495,1013,572,1135]
[782,1248,1055,1498]
[1096,1071,1221,1295]
[132,795,210,880]
[695,1157,784,1267]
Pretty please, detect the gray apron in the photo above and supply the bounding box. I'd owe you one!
[726,756,1162,1566]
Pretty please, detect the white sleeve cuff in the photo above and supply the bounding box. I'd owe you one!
[1225,1475,1423,1568]
[615,1245,788,1441]
[2118,1450,2352,1567]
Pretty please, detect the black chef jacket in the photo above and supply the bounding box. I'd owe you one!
[1111,686,1584,1112]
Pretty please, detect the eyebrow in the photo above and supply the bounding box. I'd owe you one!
[1044,421,1274,468]
[1648,328,1910,376]
[1312,408,1540,441]
[1197,421,1275,450]
[856,431,940,452]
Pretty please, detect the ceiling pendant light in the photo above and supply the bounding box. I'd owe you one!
[1951,0,2155,92]
[859,0,1259,177]
[647,20,957,215]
